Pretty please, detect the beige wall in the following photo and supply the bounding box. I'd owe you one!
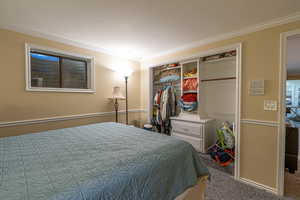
[0,112,142,137]
[240,124,278,188]
[2,20,300,191]
[0,29,142,137]
[141,20,300,190]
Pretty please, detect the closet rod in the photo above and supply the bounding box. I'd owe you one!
[160,66,181,72]
[201,77,236,82]
[154,80,181,85]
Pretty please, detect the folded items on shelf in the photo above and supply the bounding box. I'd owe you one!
[181,93,197,102]
[168,63,179,67]
[183,78,198,91]
[178,99,198,112]
[183,68,197,77]
[159,75,180,83]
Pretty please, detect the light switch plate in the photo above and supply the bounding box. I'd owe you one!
[249,80,265,96]
[264,100,277,111]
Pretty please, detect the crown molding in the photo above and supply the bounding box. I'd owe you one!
[141,12,300,61]
[2,12,300,63]
[144,43,241,68]
[0,24,141,62]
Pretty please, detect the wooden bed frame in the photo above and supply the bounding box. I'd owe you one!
[176,176,208,200]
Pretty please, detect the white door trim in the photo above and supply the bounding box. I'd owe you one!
[278,28,300,196]
[147,43,242,181]
[235,43,242,180]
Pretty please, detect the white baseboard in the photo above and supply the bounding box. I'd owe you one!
[239,177,278,195]
[0,109,146,128]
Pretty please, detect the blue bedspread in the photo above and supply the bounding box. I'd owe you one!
[0,122,209,200]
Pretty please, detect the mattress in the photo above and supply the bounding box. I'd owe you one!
[0,122,209,200]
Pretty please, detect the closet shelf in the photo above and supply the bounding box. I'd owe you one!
[202,56,236,64]
[201,77,236,82]
[183,90,198,94]
[154,79,181,85]
[183,76,197,79]
[160,66,181,72]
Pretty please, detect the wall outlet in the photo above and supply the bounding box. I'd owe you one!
[264,100,277,111]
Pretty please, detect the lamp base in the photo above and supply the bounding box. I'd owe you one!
[114,99,119,123]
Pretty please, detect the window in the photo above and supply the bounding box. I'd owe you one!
[25,44,95,93]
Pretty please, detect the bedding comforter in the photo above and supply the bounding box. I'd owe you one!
[0,122,209,200]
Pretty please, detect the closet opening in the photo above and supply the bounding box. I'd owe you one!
[148,44,241,179]
[198,51,237,176]
[279,31,300,198]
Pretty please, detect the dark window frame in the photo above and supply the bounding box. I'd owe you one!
[26,43,95,93]
[30,51,88,89]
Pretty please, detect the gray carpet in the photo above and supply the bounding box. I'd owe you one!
[203,162,295,200]
[199,153,234,176]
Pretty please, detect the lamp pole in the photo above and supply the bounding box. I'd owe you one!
[114,98,119,123]
[125,76,128,125]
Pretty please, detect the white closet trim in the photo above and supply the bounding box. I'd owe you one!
[277,28,300,196]
[148,43,242,181]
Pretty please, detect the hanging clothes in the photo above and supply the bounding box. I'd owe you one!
[153,90,162,129]
[161,86,176,121]
[152,86,177,135]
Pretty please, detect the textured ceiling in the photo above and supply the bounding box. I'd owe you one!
[1,0,300,60]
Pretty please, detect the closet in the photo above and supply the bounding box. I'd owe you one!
[150,50,238,156]
[201,51,237,128]
[151,64,181,135]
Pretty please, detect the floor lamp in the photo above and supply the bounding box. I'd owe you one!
[125,76,129,124]
[109,86,125,123]
[123,71,132,125]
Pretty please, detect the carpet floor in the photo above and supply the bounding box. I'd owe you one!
[284,161,300,200]
[199,153,234,176]
[200,153,295,200]
[204,167,294,200]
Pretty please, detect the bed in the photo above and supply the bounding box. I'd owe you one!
[0,122,209,200]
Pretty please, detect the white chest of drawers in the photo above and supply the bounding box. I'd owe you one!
[170,116,215,153]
